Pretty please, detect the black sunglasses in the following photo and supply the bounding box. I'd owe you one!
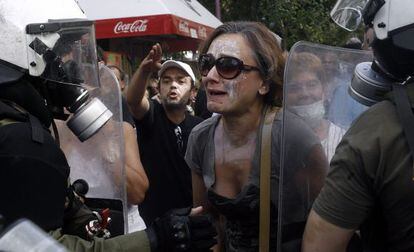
[198,53,261,79]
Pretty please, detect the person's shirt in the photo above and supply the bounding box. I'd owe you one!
[134,99,202,224]
[321,121,346,162]
[313,100,414,251]
[327,84,367,128]
[185,109,320,250]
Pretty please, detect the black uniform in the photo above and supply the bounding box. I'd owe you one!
[0,78,152,251]
[0,100,69,230]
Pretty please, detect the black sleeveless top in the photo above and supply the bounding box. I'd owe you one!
[207,184,278,251]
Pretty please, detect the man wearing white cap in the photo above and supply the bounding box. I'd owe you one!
[126,43,202,225]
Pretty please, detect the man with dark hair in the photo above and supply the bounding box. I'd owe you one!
[126,44,202,225]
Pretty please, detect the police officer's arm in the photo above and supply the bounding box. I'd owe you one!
[51,228,151,252]
[302,210,355,252]
[55,204,217,252]
[124,122,149,204]
[127,43,162,120]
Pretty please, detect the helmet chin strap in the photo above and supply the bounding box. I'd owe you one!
[372,60,405,83]
[373,59,414,86]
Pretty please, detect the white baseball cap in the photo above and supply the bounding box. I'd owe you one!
[158,60,195,82]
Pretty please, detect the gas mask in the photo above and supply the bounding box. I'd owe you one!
[290,100,325,129]
[0,0,112,142]
[26,21,112,142]
[331,0,414,106]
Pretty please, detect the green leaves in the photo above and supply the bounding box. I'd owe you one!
[199,0,359,49]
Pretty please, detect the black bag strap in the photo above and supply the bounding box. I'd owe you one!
[393,83,414,179]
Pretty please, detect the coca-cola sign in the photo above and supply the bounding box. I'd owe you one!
[114,19,148,34]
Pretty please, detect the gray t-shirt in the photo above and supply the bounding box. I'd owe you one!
[185,110,319,250]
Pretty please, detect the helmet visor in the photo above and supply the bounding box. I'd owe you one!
[330,0,369,31]
[27,21,99,91]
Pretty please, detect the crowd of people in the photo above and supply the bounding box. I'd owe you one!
[1,0,414,251]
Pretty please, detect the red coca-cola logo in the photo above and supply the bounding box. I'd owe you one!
[114,19,148,34]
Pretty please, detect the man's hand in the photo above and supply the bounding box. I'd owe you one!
[147,207,217,252]
[140,43,162,74]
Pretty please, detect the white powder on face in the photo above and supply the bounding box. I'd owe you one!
[208,39,241,59]
[225,79,237,100]
[224,72,248,102]
[207,36,252,103]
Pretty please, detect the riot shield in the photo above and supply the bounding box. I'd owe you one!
[278,41,372,250]
[56,64,127,234]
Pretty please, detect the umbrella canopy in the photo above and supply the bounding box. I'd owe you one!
[77,0,222,42]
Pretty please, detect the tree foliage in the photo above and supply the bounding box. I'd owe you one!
[199,0,361,49]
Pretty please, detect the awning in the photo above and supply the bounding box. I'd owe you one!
[77,0,222,42]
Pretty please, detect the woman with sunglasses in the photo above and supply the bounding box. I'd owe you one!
[185,21,327,251]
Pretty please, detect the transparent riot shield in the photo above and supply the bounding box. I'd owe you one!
[56,64,127,235]
[278,41,372,251]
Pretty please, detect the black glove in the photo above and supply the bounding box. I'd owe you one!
[63,189,99,240]
[146,207,217,252]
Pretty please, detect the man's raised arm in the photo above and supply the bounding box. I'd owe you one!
[126,43,162,120]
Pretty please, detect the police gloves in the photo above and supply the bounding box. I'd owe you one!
[146,207,217,252]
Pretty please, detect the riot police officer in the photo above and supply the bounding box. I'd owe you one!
[302,0,414,251]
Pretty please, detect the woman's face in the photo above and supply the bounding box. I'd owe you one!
[287,71,324,106]
[202,33,266,115]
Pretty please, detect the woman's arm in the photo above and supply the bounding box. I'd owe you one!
[304,144,328,200]
[124,122,149,204]
[192,170,224,252]
[192,170,208,209]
